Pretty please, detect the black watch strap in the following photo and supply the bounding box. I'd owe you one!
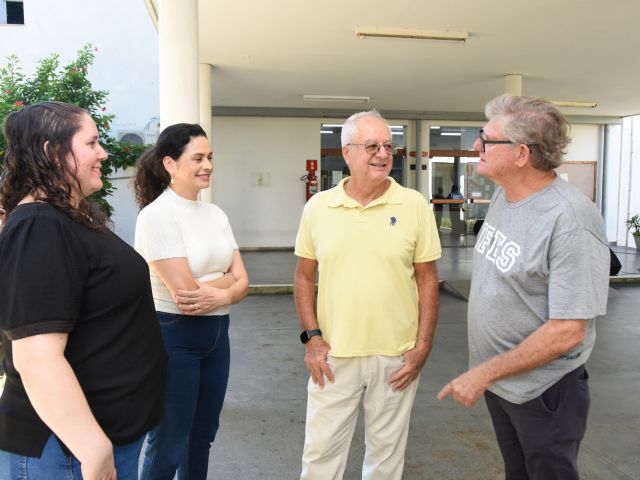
[300,328,322,344]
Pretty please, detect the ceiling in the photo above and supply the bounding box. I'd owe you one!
[151,0,640,120]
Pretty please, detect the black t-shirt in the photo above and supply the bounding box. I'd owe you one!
[0,203,167,457]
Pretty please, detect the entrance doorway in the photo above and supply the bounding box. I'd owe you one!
[428,126,495,247]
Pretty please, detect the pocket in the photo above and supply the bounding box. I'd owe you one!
[157,313,183,326]
[539,380,565,414]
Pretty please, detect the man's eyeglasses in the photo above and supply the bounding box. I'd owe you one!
[347,142,398,155]
[478,129,514,153]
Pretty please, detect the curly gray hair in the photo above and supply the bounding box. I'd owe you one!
[485,94,570,171]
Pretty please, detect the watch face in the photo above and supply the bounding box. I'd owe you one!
[300,329,321,344]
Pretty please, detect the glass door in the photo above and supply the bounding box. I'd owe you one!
[428,126,495,247]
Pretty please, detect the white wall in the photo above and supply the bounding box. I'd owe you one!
[211,116,321,248]
[0,0,159,133]
[565,124,602,160]
[613,117,640,247]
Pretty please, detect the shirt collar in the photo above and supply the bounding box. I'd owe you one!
[328,177,403,208]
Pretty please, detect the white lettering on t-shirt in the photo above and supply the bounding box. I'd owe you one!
[475,221,521,273]
[476,224,495,254]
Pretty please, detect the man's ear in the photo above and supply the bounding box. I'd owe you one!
[514,144,531,168]
[342,145,351,167]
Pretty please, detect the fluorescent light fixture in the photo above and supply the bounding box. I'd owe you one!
[323,124,344,128]
[441,132,462,136]
[304,95,370,103]
[551,101,598,108]
[320,130,333,134]
[430,126,441,129]
[392,131,404,136]
[355,26,468,43]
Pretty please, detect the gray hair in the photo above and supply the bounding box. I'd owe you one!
[485,94,570,171]
[340,110,389,146]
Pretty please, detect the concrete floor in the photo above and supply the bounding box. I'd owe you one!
[207,247,640,479]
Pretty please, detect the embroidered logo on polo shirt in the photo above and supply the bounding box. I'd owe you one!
[390,216,397,226]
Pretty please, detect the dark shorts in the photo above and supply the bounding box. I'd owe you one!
[484,365,590,480]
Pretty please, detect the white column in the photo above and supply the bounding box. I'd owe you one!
[503,74,522,96]
[158,0,199,129]
[199,63,213,203]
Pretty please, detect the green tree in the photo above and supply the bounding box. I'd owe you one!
[0,44,145,215]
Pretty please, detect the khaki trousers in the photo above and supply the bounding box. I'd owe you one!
[300,355,419,480]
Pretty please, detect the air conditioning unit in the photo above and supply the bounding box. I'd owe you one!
[117,131,145,145]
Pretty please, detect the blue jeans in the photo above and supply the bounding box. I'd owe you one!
[2,433,144,479]
[140,312,231,480]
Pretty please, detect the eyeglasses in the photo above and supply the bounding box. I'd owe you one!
[478,129,514,153]
[347,142,398,155]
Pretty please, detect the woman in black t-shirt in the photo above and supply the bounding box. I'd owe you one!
[0,101,167,479]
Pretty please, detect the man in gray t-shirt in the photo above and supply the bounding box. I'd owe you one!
[438,95,609,480]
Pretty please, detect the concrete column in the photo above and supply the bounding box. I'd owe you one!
[158,0,199,129]
[504,74,522,96]
[199,63,213,203]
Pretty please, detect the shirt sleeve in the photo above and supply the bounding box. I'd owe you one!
[0,215,87,340]
[414,199,442,263]
[548,228,609,319]
[135,205,187,262]
[294,203,316,260]
[221,211,239,251]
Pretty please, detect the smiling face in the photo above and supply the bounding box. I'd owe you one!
[342,116,393,185]
[66,113,108,200]
[163,135,213,200]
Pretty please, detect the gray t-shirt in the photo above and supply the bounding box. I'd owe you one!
[468,177,609,404]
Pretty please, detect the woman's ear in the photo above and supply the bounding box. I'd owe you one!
[162,155,176,176]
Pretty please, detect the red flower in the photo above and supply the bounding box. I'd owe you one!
[4,89,11,94]
[15,101,24,107]
[102,107,106,111]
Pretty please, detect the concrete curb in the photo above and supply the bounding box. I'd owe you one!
[249,275,640,298]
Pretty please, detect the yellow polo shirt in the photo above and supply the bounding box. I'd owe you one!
[295,177,441,357]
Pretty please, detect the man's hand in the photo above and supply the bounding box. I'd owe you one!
[388,346,428,391]
[304,336,334,388]
[437,366,492,407]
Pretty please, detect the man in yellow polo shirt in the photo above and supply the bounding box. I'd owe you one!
[294,110,441,480]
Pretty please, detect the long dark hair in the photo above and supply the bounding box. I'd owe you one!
[134,123,207,208]
[0,101,107,229]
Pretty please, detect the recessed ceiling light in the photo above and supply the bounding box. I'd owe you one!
[354,26,468,43]
[551,101,598,108]
[303,95,370,103]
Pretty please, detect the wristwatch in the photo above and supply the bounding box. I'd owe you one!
[300,328,322,344]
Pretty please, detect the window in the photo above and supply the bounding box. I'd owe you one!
[1,1,24,25]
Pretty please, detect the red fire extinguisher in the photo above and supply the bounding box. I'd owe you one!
[303,159,318,201]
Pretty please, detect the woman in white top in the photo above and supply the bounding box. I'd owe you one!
[134,123,249,480]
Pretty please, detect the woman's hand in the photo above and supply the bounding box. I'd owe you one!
[80,441,116,480]
[175,280,231,315]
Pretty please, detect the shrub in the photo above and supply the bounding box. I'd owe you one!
[0,44,146,215]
